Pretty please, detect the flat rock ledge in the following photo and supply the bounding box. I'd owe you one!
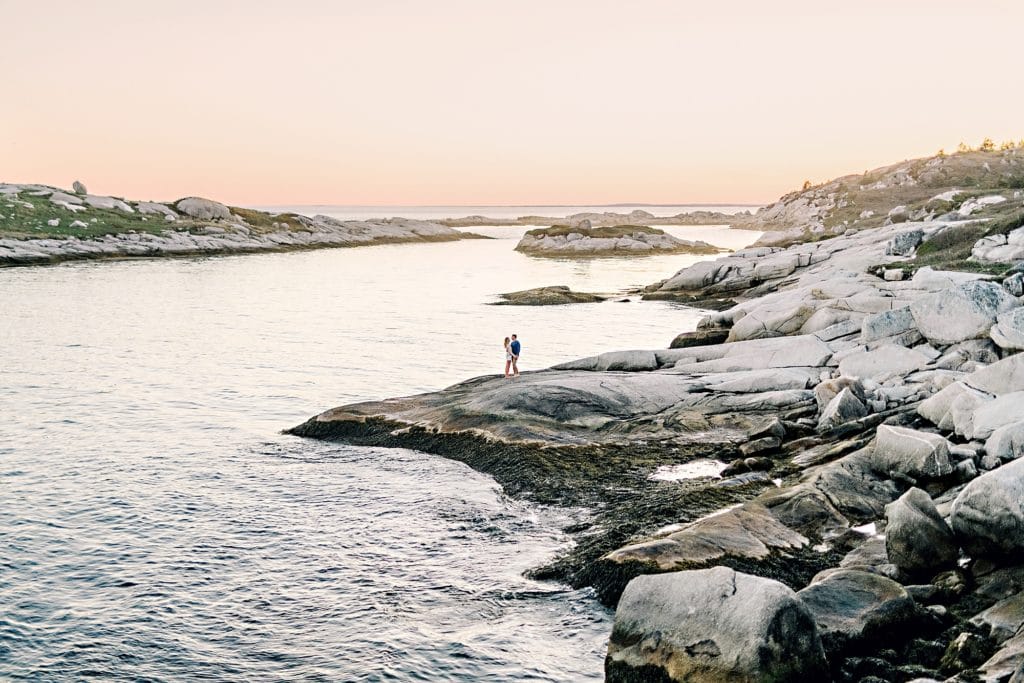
[291,206,1024,681]
[515,224,725,257]
[491,285,606,306]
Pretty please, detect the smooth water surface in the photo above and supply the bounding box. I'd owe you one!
[0,224,759,680]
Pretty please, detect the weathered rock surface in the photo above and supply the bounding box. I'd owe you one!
[872,425,954,480]
[175,197,232,221]
[607,567,828,682]
[796,569,922,658]
[885,487,958,575]
[910,281,1019,346]
[602,504,808,572]
[993,309,1024,351]
[951,458,1024,560]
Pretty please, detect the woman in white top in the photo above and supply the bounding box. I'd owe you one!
[504,336,513,378]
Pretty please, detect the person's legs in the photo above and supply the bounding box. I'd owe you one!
[512,355,519,376]
[505,359,511,377]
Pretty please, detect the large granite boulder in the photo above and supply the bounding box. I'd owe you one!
[992,309,1024,351]
[72,180,87,194]
[951,458,1024,560]
[885,487,958,576]
[872,425,954,480]
[796,569,921,658]
[176,197,233,221]
[607,567,828,683]
[987,421,1024,462]
[910,281,1020,345]
[965,353,1024,396]
[972,392,1024,441]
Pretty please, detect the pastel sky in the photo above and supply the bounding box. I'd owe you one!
[3,1,1022,206]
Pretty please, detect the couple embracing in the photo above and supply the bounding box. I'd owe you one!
[503,334,521,378]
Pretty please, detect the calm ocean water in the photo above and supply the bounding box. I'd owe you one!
[0,217,759,681]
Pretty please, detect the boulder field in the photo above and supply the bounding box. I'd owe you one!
[290,205,1024,681]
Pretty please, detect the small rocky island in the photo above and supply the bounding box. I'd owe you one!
[291,147,1024,682]
[492,285,606,305]
[514,223,725,257]
[0,182,483,266]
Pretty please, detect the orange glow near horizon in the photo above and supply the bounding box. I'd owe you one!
[3,1,1023,206]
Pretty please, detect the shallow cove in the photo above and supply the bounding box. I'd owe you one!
[0,224,758,680]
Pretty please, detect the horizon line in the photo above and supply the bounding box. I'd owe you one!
[249,201,769,209]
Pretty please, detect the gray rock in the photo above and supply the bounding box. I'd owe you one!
[918,381,991,433]
[72,180,87,194]
[818,387,868,432]
[910,281,1020,345]
[884,487,958,575]
[838,344,930,382]
[992,309,1024,351]
[607,567,828,683]
[970,591,1024,644]
[883,268,905,281]
[175,197,232,221]
[1004,272,1024,297]
[814,376,866,410]
[728,303,815,341]
[872,425,953,480]
[886,229,924,256]
[861,307,916,343]
[987,421,1024,462]
[980,628,1024,682]
[83,194,134,212]
[966,353,1024,395]
[796,569,921,658]
[950,458,1024,560]
[972,392,1024,440]
[753,253,800,280]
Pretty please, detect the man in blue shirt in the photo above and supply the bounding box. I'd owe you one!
[510,334,521,377]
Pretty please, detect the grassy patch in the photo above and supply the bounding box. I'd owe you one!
[0,193,183,239]
[229,206,308,234]
[875,211,1024,278]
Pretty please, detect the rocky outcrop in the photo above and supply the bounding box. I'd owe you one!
[607,567,828,682]
[491,285,605,305]
[289,151,1024,682]
[0,182,484,266]
[515,224,724,257]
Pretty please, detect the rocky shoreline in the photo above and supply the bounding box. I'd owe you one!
[0,183,483,267]
[289,150,1024,682]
